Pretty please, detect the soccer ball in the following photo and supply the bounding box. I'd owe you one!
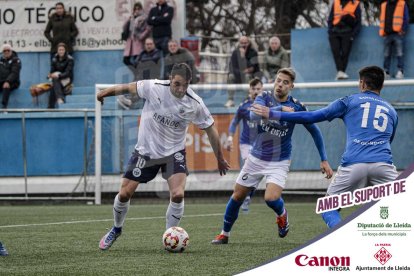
[162,226,189,253]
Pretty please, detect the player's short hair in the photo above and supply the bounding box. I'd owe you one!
[249,78,262,87]
[277,68,296,82]
[171,63,192,82]
[359,66,384,91]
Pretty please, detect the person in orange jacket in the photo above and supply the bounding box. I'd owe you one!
[379,0,410,79]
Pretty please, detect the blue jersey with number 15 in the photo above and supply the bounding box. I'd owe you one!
[320,91,398,166]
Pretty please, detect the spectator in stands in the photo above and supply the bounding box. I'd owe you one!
[122,2,151,72]
[135,37,162,80]
[226,36,261,108]
[263,36,290,83]
[379,0,410,79]
[44,2,79,58]
[118,38,162,109]
[47,43,74,109]
[0,44,21,110]
[147,0,174,56]
[327,0,361,80]
[164,39,199,84]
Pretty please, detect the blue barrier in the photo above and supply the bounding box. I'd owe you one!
[0,104,412,176]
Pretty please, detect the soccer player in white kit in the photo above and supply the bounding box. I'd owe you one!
[97,63,230,250]
[252,65,399,229]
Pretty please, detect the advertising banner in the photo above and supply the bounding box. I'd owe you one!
[0,0,183,52]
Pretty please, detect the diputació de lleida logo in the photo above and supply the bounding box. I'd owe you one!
[380,206,389,220]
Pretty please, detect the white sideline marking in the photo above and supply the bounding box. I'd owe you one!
[0,213,223,229]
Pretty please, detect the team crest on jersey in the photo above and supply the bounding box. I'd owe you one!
[132,168,142,177]
[179,107,185,114]
[174,152,184,162]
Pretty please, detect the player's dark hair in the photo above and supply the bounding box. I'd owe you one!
[277,67,296,82]
[359,66,384,91]
[171,63,192,82]
[249,78,262,87]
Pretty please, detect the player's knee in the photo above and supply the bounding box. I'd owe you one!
[118,191,133,202]
[264,194,280,202]
[170,191,184,203]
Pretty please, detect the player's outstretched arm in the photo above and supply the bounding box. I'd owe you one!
[251,103,326,123]
[304,123,333,179]
[96,82,137,105]
[204,124,230,175]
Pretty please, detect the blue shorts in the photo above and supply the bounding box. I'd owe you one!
[123,149,189,183]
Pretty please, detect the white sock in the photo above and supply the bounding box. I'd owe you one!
[220,230,230,237]
[166,200,184,229]
[113,194,130,228]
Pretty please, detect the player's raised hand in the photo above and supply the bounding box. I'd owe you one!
[218,158,230,176]
[97,90,106,105]
[320,161,333,179]
[224,136,234,152]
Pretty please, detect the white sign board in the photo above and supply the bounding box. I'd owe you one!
[0,0,184,52]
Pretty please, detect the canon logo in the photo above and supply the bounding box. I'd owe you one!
[295,254,350,267]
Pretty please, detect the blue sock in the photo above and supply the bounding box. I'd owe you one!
[223,197,243,232]
[265,198,285,216]
[248,189,255,198]
[113,226,122,233]
[321,210,341,228]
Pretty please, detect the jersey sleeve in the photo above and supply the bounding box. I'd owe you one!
[321,97,349,121]
[193,100,215,130]
[136,80,152,100]
[229,107,242,134]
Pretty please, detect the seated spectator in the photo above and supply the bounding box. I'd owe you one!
[134,37,162,80]
[226,36,261,107]
[48,43,74,108]
[379,0,410,79]
[0,44,21,109]
[118,38,162,109]
[122,2,151,72]
[263,36,290,83]
[164,39,199,84]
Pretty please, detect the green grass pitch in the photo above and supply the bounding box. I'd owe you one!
[0,202,357,275]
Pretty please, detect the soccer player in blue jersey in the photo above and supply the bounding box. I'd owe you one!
[225,78,262,213]
[251,65,398,229]
[212,68,333,244]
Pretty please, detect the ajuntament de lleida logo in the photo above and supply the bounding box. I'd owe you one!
[380,206,389,219]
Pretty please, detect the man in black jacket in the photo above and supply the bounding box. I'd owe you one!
[0,44,21,109]
[44,2,78,57]
[147,0,174,56]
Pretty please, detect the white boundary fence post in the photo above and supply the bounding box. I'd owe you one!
[95,85,102,205]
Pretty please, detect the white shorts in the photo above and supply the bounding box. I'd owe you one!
[236,154,290,189]
[327,162,398,195]
[239,144,252,161]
